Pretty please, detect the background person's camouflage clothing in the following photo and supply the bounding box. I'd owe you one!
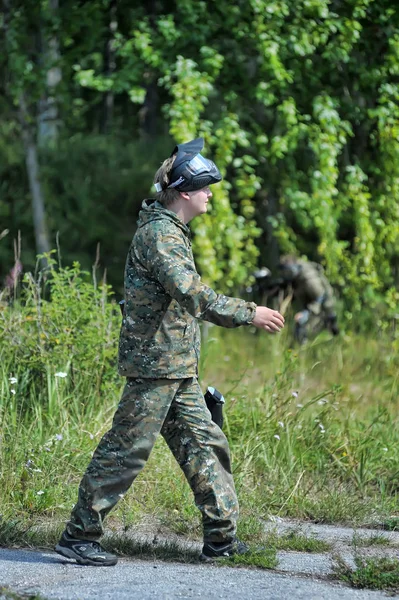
[280,258,338,342]
[66,199,257,543]
[292,260,336,319]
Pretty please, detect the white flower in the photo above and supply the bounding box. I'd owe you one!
[10,389,16,395]
[9,377,17,384]
[278,421,284,428]
[55,434,63,441]
[274,434,280,440]
[383,447,388,452]
[291,391,298,398]
[296,403,303,408]
[55,372,67,378]
[37,490,44,495]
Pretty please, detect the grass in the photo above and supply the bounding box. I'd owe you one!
[216,548,278,569]
[0,590,44,600]
[265,530,331,552]
[381,517,399,531]
[334,556,399,591]
[1,279,399,577]
[352,532,392,548]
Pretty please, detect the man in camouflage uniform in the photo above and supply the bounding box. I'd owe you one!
[55,138,285,566]
[278,255,339,344]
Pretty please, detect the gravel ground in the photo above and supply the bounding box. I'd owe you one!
[0,546,393,600]
[1,520,399,599]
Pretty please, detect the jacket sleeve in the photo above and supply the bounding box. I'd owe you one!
[141,229,256,328]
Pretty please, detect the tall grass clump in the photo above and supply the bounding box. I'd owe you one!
[0,256,122,519]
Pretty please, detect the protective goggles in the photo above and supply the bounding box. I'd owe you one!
[154,138,222,193]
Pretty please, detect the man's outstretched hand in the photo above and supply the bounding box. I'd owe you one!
[251,306,285,333]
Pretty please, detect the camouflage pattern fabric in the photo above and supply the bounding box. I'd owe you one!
[294,260,336,317]
[66,377,238,542]
[118,199,257,379]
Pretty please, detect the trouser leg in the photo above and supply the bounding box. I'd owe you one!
[67,378,180,540]
[161,377,239,543]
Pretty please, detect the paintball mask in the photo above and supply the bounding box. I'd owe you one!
[154,137,222,193]
[278,261,301,282]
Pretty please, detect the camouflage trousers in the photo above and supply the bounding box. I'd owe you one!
[66,377,238,543]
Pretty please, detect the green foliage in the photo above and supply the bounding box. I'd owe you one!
[0,257,121,402]
[2,0,399,312]
[1,278,399,531]
[335,555,399,591]
[219,547,278,569]
[265,530,331,553]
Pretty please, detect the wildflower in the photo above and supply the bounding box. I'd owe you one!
[55,372,67,378]
[296,403,303,408]
[55,433,63,441]
[37,490,44,495]
[9,377,17,384]
[291,391,298,398]
[274,434,280,440]
[44,447,51,452]
[278,421,284,428]
[383,447,388,452]
[10,389,16,395]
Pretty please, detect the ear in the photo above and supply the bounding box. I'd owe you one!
[179,191,191,201]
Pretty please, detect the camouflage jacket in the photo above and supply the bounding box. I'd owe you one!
[294,260,335,315]
[118,199,257,378]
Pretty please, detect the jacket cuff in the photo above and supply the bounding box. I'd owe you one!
[245,302,257,325]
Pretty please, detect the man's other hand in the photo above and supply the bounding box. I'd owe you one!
[252,307,285,333]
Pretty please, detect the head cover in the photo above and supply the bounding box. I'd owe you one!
[154,137,222,193]
[278,256,301,281]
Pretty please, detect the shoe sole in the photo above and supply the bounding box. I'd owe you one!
[55,544,118,566]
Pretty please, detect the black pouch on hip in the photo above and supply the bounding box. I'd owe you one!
[204,386,225,429]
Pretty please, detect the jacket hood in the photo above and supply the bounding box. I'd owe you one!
[137,198,190,236]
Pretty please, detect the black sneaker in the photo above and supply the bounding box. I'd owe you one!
[55,531,118,566]
[200,538,248,562]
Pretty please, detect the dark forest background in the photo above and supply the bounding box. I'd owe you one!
[1,0,398,321]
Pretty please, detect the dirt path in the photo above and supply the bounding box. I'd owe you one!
[1,520,398,599]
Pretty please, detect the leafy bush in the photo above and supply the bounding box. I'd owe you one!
[0,255,121,407]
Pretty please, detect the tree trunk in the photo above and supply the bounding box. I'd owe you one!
[38,0,62,146]
[139,81,159,138]
[100,0,118,134]
[19,94,51,264]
